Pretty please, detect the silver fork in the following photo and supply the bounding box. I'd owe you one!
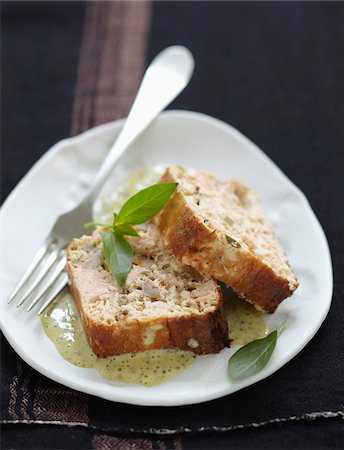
[8,46,194,314]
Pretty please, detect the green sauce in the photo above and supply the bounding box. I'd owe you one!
[223,288,269,345]
[41,291,196,387]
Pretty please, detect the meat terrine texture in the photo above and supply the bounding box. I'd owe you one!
[157,165,298,313]
[67,222,229,357]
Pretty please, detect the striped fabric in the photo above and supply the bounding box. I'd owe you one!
[71,1,151,135]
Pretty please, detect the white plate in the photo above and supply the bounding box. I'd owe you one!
[0,110,333,406]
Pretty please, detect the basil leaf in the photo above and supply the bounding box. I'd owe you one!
[84,221,110,229]
[102,231,133,285]
[115,224,139,237]
[112,213,117,227]
[117,183,177,224]
[228,329,278,381]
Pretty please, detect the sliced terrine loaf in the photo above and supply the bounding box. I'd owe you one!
[157,165,298,313]
[67,222,229,357]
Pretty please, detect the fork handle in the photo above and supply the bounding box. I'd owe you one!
[86,46,194,205]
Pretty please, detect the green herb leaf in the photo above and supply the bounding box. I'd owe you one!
[116,183,177,225]
[277,321,286,337]
[102,230,133,286]
[84,221,111,229]
[228,327,281,381]
[226,234,241,248]
[85,182,178,285]
[115,224,139,237]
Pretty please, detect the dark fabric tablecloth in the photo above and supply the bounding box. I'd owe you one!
[1,2,344,449]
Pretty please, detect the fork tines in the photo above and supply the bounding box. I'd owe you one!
[8,236,67,313]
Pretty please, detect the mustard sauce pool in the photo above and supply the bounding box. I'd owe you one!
[223,288,268,345]
[41,292,196,387]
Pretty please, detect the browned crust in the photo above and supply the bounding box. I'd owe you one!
[67,255,229,357]
[157,168,297,313]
